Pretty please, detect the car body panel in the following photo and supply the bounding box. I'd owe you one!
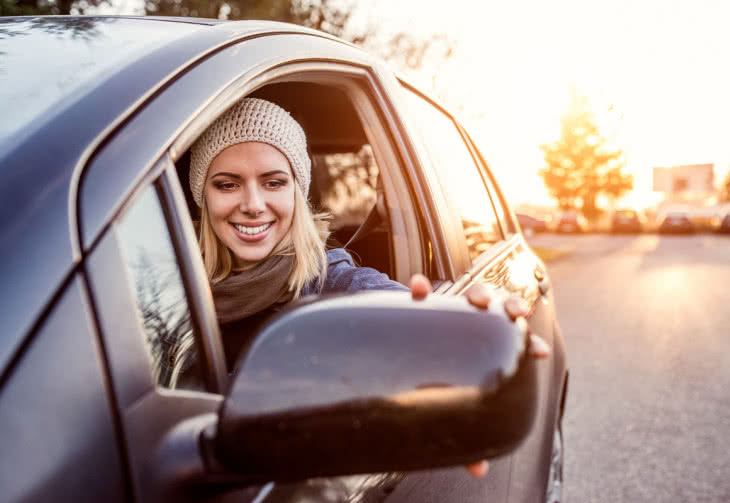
[718,214,730,233]
[0,17,201,142]
[659,213,695,234]
[462,238,563,502]
[611,209,643,233]
[556,212,587,233]
[0,275,129,503]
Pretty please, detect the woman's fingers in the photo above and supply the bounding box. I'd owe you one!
[466,460,489,478]
[465,285,550,359]
[409,273,432,300]
[464,283,491,309]
[503,296,529,321]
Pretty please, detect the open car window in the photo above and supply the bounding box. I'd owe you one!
[176,80,403,282]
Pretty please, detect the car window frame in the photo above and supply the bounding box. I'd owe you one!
[90,157,226,396]
[395,81,513,282]
[458,124,520,237]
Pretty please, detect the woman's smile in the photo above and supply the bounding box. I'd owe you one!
[231,221,274,241]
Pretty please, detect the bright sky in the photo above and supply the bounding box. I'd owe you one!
[361,0,730,208]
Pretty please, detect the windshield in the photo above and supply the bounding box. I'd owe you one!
[0,17,197,139]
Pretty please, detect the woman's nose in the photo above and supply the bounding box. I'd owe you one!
[240,186,265,216]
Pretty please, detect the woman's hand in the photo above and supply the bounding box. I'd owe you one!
[408,274,551,478]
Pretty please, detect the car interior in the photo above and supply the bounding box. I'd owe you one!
[175,81,395,279]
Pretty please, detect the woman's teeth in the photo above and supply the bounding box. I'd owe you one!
[234,223,271,235]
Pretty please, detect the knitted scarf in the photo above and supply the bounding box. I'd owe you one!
[211,254,295,324]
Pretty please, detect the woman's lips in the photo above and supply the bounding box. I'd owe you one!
[231,222,272,243]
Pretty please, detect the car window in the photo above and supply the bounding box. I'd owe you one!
[459,128,513,236]
[116,184,205,391]
[400,87,503,263]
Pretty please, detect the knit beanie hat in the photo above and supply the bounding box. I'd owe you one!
[189,97,311,207]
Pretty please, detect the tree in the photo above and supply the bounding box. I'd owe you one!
[0,0,106,15]
[540,90,633,219]
[143,0,364,40]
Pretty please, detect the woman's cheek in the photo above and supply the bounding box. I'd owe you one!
[275,188,295,215]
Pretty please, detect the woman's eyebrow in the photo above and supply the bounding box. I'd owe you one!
[260,170,290,178]
[210,172,242,179]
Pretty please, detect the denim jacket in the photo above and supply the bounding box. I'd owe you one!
[301,248,408,296]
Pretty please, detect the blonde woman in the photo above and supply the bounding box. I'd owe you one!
[189,97,549,478]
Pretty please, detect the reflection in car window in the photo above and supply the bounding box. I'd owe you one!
[116,185,204,391]
[312,145,379,230]
[400,88,502,262]
[0,17,194,139]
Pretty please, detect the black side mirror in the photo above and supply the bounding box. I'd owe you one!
[211,292,538,481]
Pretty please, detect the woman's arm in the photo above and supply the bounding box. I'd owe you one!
[318,248,408,294]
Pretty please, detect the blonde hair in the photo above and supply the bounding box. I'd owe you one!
[199,183,330,298]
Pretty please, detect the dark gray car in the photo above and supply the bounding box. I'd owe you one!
[0,16,568,503]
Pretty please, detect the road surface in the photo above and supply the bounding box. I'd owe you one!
[531,234,730,502]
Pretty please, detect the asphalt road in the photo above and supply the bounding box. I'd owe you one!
[530,233,730,502]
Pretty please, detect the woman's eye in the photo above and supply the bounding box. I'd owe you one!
[214,181,237,191]
[265,180,287,189]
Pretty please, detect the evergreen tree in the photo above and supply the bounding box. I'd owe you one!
[540,90,633,219]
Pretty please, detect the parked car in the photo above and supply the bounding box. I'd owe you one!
[717,213,730,234]
[0,16,568,503]
[658,212,695,234]
[611,209,644,233]
[516,213,549,236]
[556,211,588,233]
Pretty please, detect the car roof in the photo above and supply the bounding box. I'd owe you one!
[0,15,350,367]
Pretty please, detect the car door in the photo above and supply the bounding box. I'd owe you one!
[0,272,130,503]
[392,84,566,503]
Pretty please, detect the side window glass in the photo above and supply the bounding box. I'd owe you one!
[400,88,503,263]
[116,184,205,391]
[462,131,512,235]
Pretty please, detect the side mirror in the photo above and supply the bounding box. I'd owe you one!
[212,292,538,481]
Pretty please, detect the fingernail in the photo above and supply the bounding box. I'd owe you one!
[504,297,528,319]
[467,460,489,478]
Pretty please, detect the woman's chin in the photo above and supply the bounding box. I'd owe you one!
[232,245,272,266]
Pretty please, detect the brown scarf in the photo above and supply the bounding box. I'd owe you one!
[211,254,295,324]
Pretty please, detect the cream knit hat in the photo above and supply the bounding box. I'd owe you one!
[189,97,311,207]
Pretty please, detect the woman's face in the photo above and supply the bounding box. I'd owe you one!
[204,141,295,267]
